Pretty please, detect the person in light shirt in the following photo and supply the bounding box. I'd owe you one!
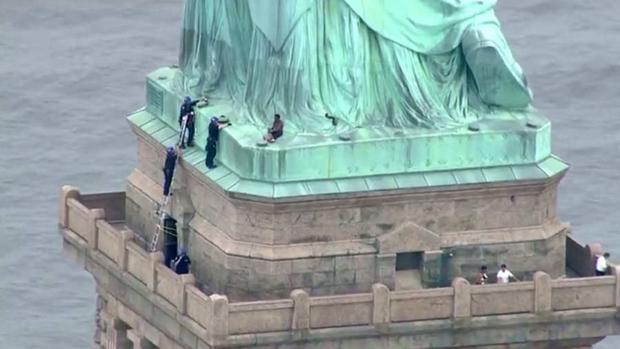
[496,264,519,284]
[596,252,610,276]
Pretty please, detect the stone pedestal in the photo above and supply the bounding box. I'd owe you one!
[59,187,620,349]
[123,118,569,300]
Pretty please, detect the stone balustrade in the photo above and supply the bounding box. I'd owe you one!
[59,186,620,346]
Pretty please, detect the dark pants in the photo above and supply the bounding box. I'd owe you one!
[596,270,607,276]
[163,169,174,195]
[271,130,283,140]
[186,124,195,146]
[175,259,190,274]
[180,124,195,147]
[206,139,217,168]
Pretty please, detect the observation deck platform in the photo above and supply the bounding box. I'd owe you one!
[59,188,620,349]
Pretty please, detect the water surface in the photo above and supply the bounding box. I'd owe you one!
[1,1,619,348]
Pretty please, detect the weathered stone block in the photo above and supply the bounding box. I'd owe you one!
[372,283,390,327]
[354,255,375,270]
[354,268,376,285]
[334,269,356,285]
[534,271,552,313]
[334,256,356,271]
[422,250,444,287]
[178,326,198,349]
[210,294,229,338]
[290,289,310,330]
[452,277,471,318]
[375,254,396,288]
[312,272,334,288]
[289,273,314,289]
[227,269,250,290]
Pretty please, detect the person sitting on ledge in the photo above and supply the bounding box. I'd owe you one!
[264,114,284,143]
[172,247,191,274]
[596,252,610,276]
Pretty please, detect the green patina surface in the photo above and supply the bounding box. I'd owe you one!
[130,1,566,198]
[178,0,532,132]
[128,102,567,199]
[142,68,555,182]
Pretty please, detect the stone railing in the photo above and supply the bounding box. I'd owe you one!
[59,186,620,345]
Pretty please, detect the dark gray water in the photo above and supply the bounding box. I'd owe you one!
[1,1,619,348]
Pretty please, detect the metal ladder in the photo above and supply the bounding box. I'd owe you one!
[149,116,189,252]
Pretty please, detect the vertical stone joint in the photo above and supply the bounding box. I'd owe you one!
[147,252,164,291]
[177,274,195,314]
[118,229,135,271]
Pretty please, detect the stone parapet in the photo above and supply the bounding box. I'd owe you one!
[59,186,620,348]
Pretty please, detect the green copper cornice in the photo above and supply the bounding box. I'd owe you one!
[128,105,567,200]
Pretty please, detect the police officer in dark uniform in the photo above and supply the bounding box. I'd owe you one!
[172,247,191,274]
[162,146,177,196]
[205,116,228,169]
[181,111,196,148]
[178,96,202,148]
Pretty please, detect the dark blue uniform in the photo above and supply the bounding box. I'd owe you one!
[205,121,220,169]
[173,254,191,274]
[163,149,177,196]
[179,99,199,147]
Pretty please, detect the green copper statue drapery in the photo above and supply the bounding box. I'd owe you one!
[178,0,532,133]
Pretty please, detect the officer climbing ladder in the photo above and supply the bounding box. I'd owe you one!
[149,96,208,252]
[149,114,189,252]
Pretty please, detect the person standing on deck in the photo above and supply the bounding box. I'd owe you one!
[173,247,192,274]
[179,96,200,148]
[596,253,611,276]
[496,264,519,284]
[205,116,228,169]
[475,265,489,285]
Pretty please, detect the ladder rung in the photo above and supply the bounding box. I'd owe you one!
[150,119,189,252]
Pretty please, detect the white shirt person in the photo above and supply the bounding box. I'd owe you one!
[596,253,610,276]
[496,264,519,284]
